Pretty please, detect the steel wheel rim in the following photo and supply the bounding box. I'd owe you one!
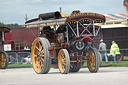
[32,39,44,73]
[58,50,66,73]
[87,49,96,72]
[0,52,6,68]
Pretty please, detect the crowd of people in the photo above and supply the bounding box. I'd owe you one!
[9,55,32,64]
[99,39,121,63]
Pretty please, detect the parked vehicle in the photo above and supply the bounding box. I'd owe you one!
[0,27,11,69]
[25,11,106,74]
[0,26,39,65]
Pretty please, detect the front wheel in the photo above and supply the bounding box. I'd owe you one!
[0,52,8,69]
[58,49,70,74]
[87,47,100,73]
[31,37,51,74]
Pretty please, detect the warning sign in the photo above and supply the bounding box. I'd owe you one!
[4,44,11,51]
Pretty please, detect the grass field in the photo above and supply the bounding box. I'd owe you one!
[8,64,33,68]
[83,61,128,67]
[7,56,128,68]
[7,61,128,68]
[83,56,128,67]
[123,56,128,61]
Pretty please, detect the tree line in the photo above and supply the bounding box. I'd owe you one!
[0,22,20,27]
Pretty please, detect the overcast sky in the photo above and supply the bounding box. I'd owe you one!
[0,0,126,25]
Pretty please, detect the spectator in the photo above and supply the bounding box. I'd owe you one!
[109,41,120,63]
[22,55,31,64]
[99,39,108,63]
[9,55,15,64]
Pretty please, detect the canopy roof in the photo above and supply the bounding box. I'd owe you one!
[60,13,69,17]
[0,26,11,33]
[25,12,106,28]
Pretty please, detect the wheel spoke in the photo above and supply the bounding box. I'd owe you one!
[36,56,44,68]
[40,47,44,52]
[92,58,96,63]
[1,58,6,62]
[39,59,44,66]
[35,46,40,51]
[35,41,42,52]
[34,55,38,64]
[62,58,66,65]
[61,63,65,70]
[0,62,5,67]
[60,54,64,60]
[37,41,42,49]
[36,60,41,68]
[41,50,44,57]
[41,57,44,62]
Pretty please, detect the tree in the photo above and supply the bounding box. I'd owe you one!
[0,22,20,27]
[0,22,5,27]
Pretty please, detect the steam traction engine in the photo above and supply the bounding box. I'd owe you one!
[25,11,106,74]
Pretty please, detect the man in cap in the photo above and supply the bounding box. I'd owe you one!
[99,39,108,63]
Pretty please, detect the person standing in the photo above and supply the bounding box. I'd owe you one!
[109,41,120,63]
[99,39,108,63]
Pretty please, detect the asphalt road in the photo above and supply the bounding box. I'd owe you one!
[0,67,128,85]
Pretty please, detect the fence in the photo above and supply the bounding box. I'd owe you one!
[7,52,31,64]
[101,49,128,62]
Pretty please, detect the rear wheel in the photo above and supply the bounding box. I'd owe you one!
[31,37,51,74]
[70,62,81,72]
[0,52,8,69]
[58,49,70,74]
[87,47,100,73]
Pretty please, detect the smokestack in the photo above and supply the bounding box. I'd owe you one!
[25,14,28,21]
[60,7,62,13]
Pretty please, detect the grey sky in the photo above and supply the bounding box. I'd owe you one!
[0,0,126,25]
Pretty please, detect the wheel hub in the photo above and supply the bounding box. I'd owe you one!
[37,52,41,57]
[37,52,41,61]
[60,60,62,64]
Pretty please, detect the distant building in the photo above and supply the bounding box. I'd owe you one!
[93,13,128,56]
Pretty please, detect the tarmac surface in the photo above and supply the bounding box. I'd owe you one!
[0,67,128,85]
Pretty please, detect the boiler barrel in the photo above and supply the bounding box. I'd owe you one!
[38,11,61,20]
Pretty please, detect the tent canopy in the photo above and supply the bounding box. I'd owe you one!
[104,14,128,21]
